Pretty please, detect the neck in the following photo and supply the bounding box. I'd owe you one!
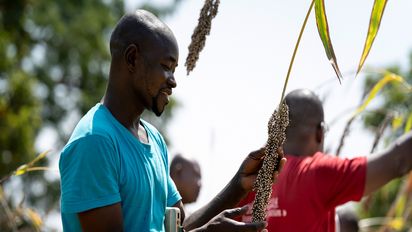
[103,77,144,130]
[284,142,318,157]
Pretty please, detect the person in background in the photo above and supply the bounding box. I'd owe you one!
[237,88,412,231]
[170,154,202,204]
[336,207,359,232]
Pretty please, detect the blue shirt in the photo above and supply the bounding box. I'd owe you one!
[59,103,181,231]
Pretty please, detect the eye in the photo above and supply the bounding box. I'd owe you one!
[161,64,171,71]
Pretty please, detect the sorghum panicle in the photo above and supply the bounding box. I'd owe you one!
[185,0,220,75]
[252,103,289,222]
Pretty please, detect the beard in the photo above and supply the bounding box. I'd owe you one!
[152,94,165,117]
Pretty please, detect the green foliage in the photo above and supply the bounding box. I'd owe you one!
[1,0,125,174]
[358,54,412,225]
[0,71,41,175]
[0,0,184,230]
[356,0,388,75]
[363,58,412,136]
[359,178,402,218]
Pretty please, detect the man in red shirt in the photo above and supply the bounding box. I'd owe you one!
[238,89,412,231]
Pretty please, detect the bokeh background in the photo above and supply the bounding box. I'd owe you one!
[1,0,411,231]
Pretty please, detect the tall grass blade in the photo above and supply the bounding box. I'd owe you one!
[356,0,388,75]
[391,115,404,131]
[315,0,342,83]
[354,73,404,116]
[12,150,50,177]
[405,112,412,133]
[280,0,315,102]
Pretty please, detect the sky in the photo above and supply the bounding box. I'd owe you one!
[123,0,412,212]
[36,0,412,227]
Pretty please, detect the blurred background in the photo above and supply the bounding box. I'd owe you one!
[0,0,411,231]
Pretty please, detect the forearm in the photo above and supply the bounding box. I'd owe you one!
[183,175,246,230]
[392,132,412,177]
[365,132,412,195]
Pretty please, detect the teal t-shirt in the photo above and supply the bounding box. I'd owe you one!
[59,103,181,231]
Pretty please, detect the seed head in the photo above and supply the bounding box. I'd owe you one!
[185,0,220,75]
[252,103,289,222]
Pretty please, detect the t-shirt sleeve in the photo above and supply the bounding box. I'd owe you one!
[164,148,181,206]
[59,135,121,213]
[156,133,181,206]
[167,174,181,206]
[313,155,367,210]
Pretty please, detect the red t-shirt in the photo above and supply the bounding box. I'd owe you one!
[237,152,367,232]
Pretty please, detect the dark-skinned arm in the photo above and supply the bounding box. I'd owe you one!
[77,203,123,232]
[183,148,286,231]
[365,131,412,196]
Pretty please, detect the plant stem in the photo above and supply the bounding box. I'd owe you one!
[279,0,316,105]
[25,167,50,172]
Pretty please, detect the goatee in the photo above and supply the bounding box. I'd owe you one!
[152,95,163,117]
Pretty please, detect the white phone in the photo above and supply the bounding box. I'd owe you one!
[165,207,184,232]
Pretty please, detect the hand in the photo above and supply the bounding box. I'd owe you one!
[197,206,267,232]
[237,147,286,192]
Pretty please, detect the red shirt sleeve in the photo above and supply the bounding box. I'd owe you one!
[235,192,256,222]
[312,153,367,210]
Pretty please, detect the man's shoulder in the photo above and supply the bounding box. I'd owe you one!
[141,119,165,145]
[141,119,160,135]
[283,152,340,175]
[67,103,117,144]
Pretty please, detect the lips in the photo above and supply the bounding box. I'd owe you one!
[160,88,172,96]
[159,88,172,104]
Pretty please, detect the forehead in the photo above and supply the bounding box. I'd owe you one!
[145,31,179,62]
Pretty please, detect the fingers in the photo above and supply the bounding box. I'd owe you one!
[277,146,284,158]
[248,148,265,161]
[240,148,265,175]
[272,158,287,181]
[237,221,267,231]
[222,205,249,218]
[278,157,287,172]
[220,206,268,232]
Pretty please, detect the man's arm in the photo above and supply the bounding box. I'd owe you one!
[365,132,412,196]
[183,148,285,231]
[77,203,123,232]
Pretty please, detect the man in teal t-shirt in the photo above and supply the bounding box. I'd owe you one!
[59,9,284,232]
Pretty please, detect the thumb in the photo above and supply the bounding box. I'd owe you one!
[222,205,249,218]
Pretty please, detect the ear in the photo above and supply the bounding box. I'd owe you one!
[175,163,184,176]
[124,44,139,72]
[315,125,323,144]
[171,163,183,177]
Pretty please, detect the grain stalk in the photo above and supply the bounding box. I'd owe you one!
[251,0,315,222]
[185,0,220,75]
[370,113,392,153]
[335,116,356,157]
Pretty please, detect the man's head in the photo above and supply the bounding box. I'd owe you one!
[284,89,326,156]
[109,10,178,116]
[170,154,202,204]
[336,208,359,232]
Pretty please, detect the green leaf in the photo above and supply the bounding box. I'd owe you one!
[405,112,412,134]
[14,164,28,176]
[315,0,342,83]
[354,73,404,116]
[395,195,406,218]
[391,115,404,131]
[28,150,50,166]
[13,150,50,177]
[389,217,405,230]
[356,0,388,75]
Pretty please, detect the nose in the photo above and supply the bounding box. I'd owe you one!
[167,73,177,89]
[197,179,202,189]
